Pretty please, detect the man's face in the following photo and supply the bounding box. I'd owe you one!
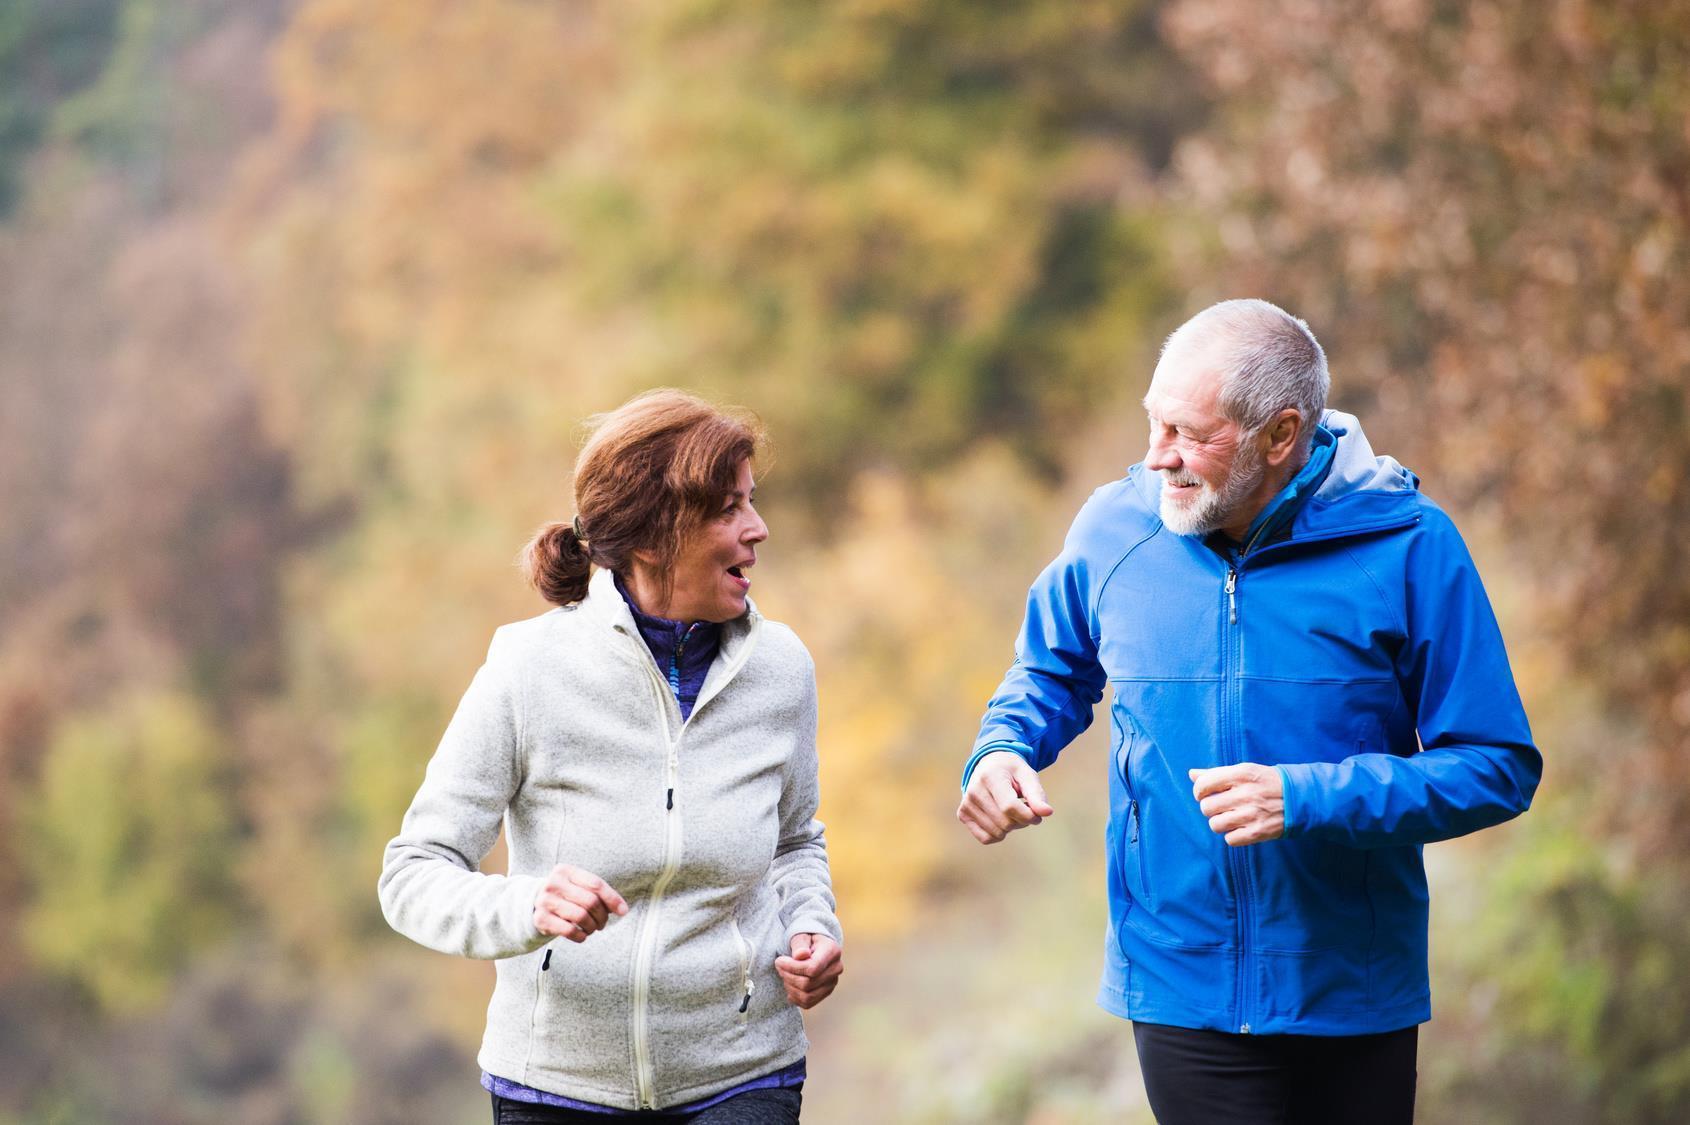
[1142,349,1265,538]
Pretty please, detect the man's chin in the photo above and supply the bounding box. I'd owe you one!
[1159,499,1214,537]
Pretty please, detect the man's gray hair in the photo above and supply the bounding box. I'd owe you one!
[1161,299,1330,452]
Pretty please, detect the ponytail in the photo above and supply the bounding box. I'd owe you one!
[521,520,592,606]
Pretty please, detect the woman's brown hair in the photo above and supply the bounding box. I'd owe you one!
[521,389,766,607]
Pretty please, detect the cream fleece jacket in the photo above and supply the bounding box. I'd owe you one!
[378,568,841,1110]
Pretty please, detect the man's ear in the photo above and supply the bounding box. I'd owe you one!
[1262,408,1303,467]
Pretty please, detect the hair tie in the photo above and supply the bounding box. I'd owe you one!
[571,514,588,544]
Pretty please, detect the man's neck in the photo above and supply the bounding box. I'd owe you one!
[1218,452,1306,543]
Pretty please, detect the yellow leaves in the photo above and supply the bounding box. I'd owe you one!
[20,691,237,1014]
[757,450,1070,939]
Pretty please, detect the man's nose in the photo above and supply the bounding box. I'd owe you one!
[1146,432,1179,472]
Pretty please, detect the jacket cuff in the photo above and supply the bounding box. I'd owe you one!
[961,741,1033,791]
[784,916,843,949]
[1276,765,1296,836]
[502,873,547,954]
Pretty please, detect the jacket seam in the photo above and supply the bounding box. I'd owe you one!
[514,636,530,791]
[1237,674,1397,684]
[1108,675,1222,683]
[1342,545,1408,637]
[1090,523,1163,634]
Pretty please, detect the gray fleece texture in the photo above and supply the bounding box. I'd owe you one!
[379,568,841,1110]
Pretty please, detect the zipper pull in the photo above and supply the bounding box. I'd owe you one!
[739,978,754,1013]
[541,949,552,971]
[666,788,674,810]
[1225,568,1238,624]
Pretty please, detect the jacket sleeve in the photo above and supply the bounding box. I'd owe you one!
[962,529,1107,790]
[770,654,842,948]
[1277,509,1541,847]
[377,629,549,959]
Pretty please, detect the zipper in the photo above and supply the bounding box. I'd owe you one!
[620,616,763,1109]
[731,916,754,1020]
[1220,559,1255,1035]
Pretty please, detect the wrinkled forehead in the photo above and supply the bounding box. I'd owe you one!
[1144,340,1229,425]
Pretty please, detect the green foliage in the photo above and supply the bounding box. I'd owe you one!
[1458,817,1690,1125]
[542,0,1199,496]
[0,0,122,213]
[19,691,240,1014]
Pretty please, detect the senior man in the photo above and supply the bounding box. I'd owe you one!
[957,299,1539,1124]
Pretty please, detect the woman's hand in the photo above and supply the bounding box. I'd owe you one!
[532,864,629,943]
[774,933,842,1009]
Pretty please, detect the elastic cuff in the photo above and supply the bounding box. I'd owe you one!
[784,917,843,948]
[960,742,1032,791]
[1275,765,1295,836]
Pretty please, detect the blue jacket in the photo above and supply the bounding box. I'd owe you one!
[964,413,1539,1036]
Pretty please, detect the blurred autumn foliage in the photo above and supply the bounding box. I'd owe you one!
[2,0,1687,1121]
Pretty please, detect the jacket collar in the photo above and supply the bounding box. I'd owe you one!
[1231,422,1338,552]
[577,567,760,669]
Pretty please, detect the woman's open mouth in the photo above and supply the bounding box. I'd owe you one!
[727,565,751,591]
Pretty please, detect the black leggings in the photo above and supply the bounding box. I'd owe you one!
[1132,1022,1417,1125]
[490,1086,801,1124]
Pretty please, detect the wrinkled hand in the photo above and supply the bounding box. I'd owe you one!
[1190,764,1284,846]
[775,933,842,1010]
[533,864,629,943]
[956,751,1054,845]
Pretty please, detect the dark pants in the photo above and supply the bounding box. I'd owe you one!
[1132,1022,1417,1125]
[490,1087,802,1124]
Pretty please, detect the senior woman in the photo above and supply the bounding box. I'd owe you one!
[379,390,843,1124]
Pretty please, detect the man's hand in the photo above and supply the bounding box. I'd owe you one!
[533,864,629,943]
[956,751,1054,845]
[1190,764,1284,846]
[775,933,842,1009]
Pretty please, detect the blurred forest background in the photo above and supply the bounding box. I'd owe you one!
[2,0,1688,1121]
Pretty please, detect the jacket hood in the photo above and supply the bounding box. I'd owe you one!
[1313,410,1417,502]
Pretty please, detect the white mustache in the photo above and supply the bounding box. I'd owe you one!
[1162,471,1202,488]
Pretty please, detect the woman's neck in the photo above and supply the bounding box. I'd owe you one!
[621,566,684,623]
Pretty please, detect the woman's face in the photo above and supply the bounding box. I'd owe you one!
[662,458,767,623]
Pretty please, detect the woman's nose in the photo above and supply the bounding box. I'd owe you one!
[745,510,769,544]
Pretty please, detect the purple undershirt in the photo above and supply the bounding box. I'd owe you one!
[615,573,722,721]
[482,576,801,1112]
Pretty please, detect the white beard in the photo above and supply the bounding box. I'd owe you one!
[1158,445,1266,537]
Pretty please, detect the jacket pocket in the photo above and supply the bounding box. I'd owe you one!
[729,916,755,1023]
[1128,800,1148,906]
[1114,712,1150,907]
[1112,708,1136,795]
